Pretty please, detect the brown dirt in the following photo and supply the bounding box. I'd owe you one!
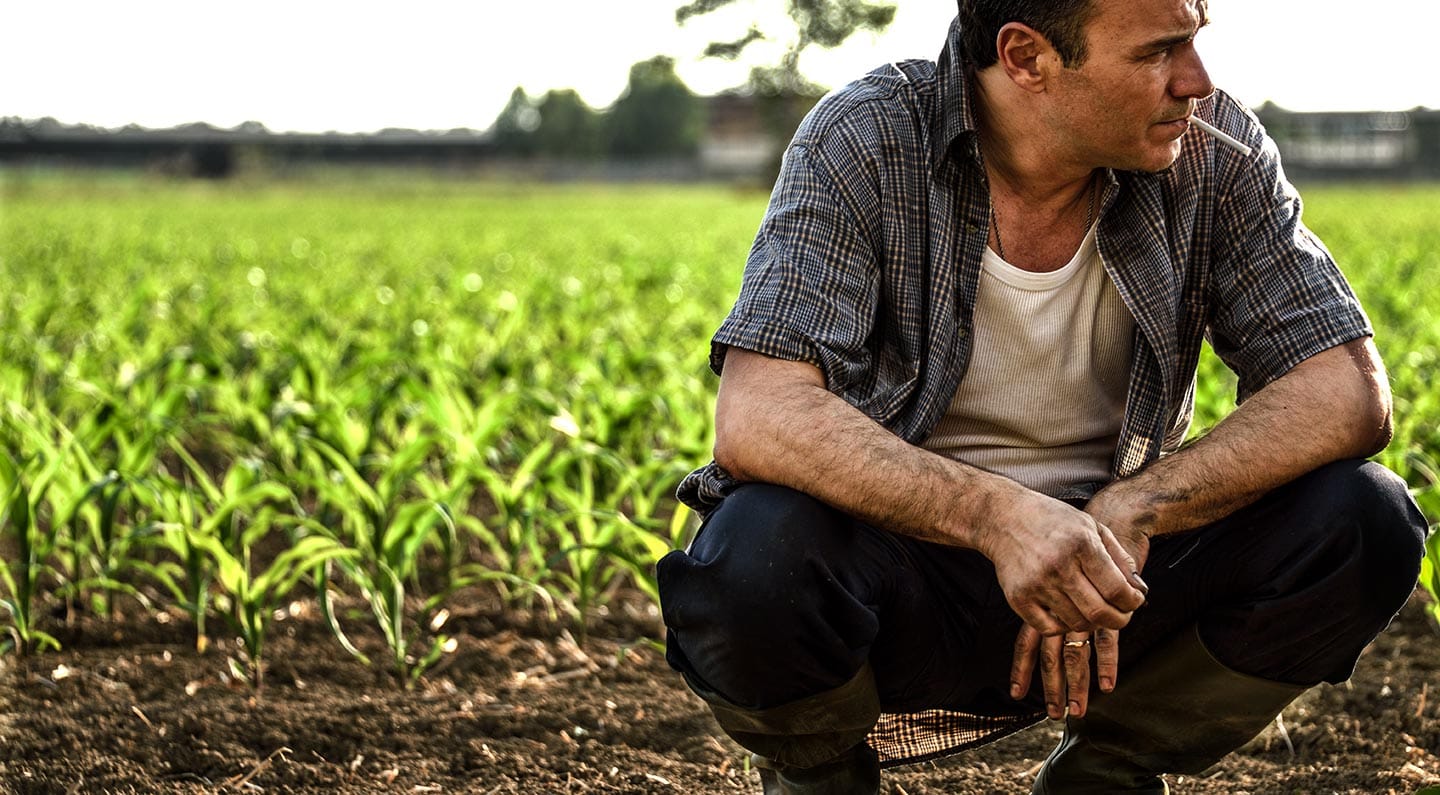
[2,590,1438,795]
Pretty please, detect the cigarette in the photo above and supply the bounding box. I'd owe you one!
[1190,115,1254,158]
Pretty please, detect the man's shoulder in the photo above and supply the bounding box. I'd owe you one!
[1203,89,1265,147]
[792,58,939,157]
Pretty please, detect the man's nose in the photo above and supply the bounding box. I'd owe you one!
[1173,42,1215,101]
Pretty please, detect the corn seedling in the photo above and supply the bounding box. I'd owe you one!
[472,439,556,592]
[0,460,61,656]
[304,435,461,686]
[196,513,356,690]
[1421,527,1440,627]
[133,484,214,653]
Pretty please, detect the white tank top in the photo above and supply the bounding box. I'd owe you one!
[922,224,1135,497]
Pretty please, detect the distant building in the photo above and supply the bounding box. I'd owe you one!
[701,94,780,178]
[1255,104,1440,181]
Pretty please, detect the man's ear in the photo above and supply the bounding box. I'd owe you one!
[994,22,1056,94]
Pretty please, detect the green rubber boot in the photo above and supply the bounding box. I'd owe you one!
[1032,626,1308,794]
[683,663,882,794]
[753,744,881,795]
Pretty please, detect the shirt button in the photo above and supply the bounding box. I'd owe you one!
[965,221,979,233]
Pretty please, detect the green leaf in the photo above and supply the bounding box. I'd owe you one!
[308,438,385,522]
[317,562,370,666]
[27,629,61,654]
[1420,526,1440,629]
[169,438,223,507]
[193,534,247,599]
[384,500,439,569]
[252,536,356,601]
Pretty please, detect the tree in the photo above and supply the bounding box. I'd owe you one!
[532,89,602,159]
[490,87,541,157]
[675,0,897,94]
[605,56,704,159]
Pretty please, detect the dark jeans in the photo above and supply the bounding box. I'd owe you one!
[658,460,1427,714]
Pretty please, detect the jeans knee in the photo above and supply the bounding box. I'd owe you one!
[1297,460,1427,617]
[1306,460,1412,521]
[689,483,847,568]
[658,484,848,643]
[657,484,879,705]
[1309,460,1425,559]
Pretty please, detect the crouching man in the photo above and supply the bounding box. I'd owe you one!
[657,0,1427,792]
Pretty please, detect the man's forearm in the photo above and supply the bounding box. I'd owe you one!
[1089,338,1392,539]
[715,346,1147,635]
[714,348,1019,549]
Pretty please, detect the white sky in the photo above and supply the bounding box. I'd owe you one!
[5,0,1436,134]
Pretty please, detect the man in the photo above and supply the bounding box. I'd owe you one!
[657,0,1428,792]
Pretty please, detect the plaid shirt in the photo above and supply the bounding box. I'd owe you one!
[678,18,1371,517]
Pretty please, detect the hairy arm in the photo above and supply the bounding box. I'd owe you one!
[715,346,1147,636]
[716,347,999,546]
[1014,338,1390,718]
[1087,337,1391,542]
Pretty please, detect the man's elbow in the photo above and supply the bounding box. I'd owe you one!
[1330,337,1388,455]
[1356,390,1393,458]
[713,413,759,482]
[1353,340,1394,457]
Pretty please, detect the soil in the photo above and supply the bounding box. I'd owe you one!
[2,589,1438,795]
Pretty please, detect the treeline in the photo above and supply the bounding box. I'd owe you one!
[490,56,704,159]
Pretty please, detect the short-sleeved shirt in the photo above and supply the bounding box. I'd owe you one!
[675,17,1372,767]
[678,17,1370,517]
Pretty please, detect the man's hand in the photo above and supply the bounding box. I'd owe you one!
[1003,491,1150,718]
[981,490,1147,637]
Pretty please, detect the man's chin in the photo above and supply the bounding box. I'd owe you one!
[1129,141,1185,174]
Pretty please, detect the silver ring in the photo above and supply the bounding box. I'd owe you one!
[1064,639,1090,648]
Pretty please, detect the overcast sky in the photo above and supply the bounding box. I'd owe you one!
[6,0,1435,134]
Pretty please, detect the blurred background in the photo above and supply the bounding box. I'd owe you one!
[5,0,1440,183]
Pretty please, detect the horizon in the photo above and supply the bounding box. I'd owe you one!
[15,91,1436,140]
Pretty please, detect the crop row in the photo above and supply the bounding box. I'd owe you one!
[1,175,1437,687]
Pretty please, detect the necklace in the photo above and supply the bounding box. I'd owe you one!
[986,168,1097,263]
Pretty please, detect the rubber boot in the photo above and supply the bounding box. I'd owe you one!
[753,744,881,795]
[682,663,882,794]
[1032,625,1309,794]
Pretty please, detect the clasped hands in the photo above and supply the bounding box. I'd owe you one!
[984,491,1151,720]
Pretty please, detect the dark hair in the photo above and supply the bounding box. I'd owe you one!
[958,0,1097,69]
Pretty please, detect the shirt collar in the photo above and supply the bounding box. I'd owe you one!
[932,15,979,171]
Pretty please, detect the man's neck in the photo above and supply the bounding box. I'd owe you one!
[973,70,1096,207]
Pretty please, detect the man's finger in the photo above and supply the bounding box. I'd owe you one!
[1016,594,1098,636]
[1082,530,1146,619]
[1049,578,1131,633]
[1094,627,1120,693]
[1041,634,1066,719]
[1010,624,1042,700]
[1098,525,1149,608]
[1062,633,1092,717]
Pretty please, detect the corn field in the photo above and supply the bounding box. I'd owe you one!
[1,174,1437,687]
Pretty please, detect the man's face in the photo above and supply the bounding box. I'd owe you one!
[1048,0,1215,172]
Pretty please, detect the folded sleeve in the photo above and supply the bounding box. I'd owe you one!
[1206,129,1372,403]
[709,143,880,395]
